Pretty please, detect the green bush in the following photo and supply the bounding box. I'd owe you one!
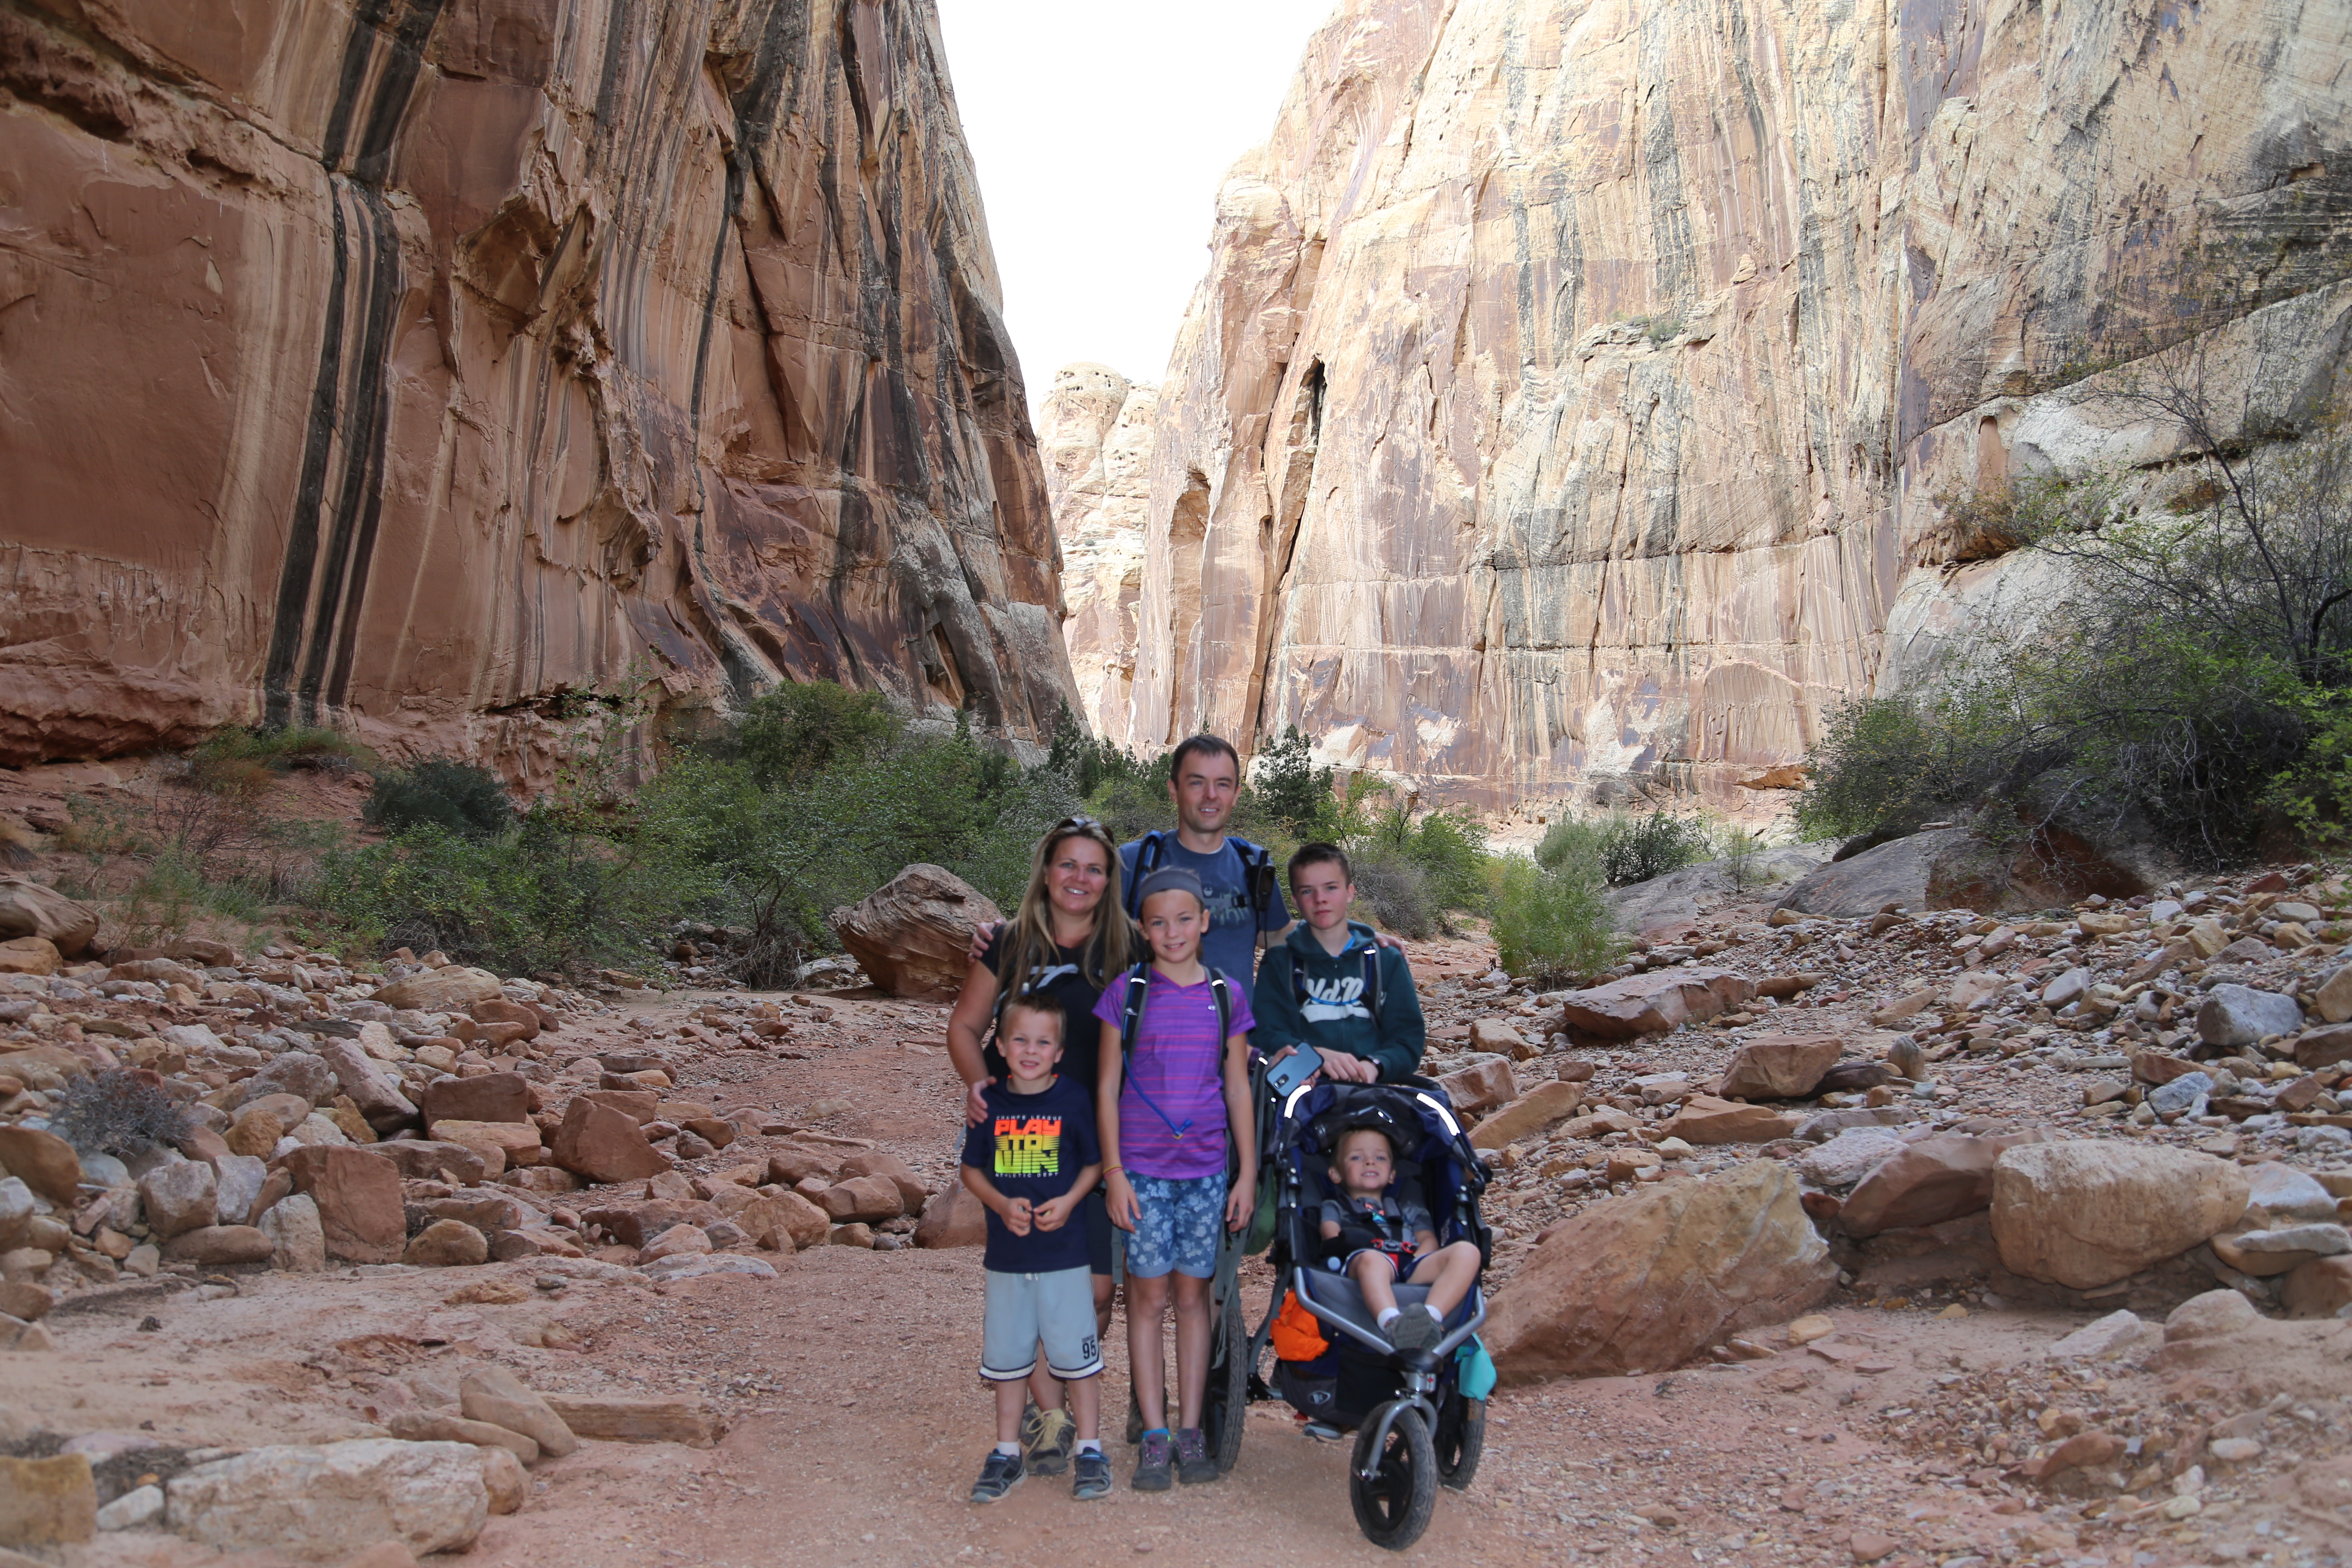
[737,682,902,787]
[1251,726,1337,837]
[365,759,516,840]
[1355,799,1490,920]
[1492,857,1622,985]
[1536,808,1709,887]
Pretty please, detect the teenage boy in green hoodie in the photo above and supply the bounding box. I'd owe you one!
[1250,843,1425,1084]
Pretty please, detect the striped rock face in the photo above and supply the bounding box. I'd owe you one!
[1059,0,2352,810]
[0,0,1075,769]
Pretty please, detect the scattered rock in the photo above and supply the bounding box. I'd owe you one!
[913,1185,986,1249]
[0,1452,95,1546]
[165,1439,487,1558]
[1486,1161,1834,1380]
[2046,1308,2149,1360]
[2196,984,2304,1049]
[1991,1142,2251,1289]
[137,1158,217,1240]
[259,1194,327,1272]
[371,968,504,1012]
[1557,970,1755,1038]
[1718,1035,1844,1099]
[1469,1017,1532,1057]
[0,1126,80,1204]
[548,1100,670,1185]
[837,1149,929,1211]
[382,1414,537,1465]
[95,1483,164,1532]
[280,1146,406,1265]
[1436,1057,1518,1114]
[420,1073,531,1127]
[403,1220,490,1268]
[0,877,99,956]
[2281,1255,2352,1319]
[1657,1096,1797,1145]
[1795,1130,1903,1190]
[160,1225,275,1266]
[641,1223,712,1261]
[827,864,1002,1001]
[459,1366,579,1459]
[817,1175,904,1222]
[1467,1081,1586,1149]
[539,1394,720,1447]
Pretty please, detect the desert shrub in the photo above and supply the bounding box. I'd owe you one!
[1712,820,1773,888]
[1354,798,1490,921]
[1598,809,1712,885]
[1797,352,2352,865]
[184,725,371,793]
[736,681,902,787]
[1348,848,1435,938]
[48,1069,188,1156]
[1251,726,1338,837]
[1491,858,1622,985]
[365,759,516,840]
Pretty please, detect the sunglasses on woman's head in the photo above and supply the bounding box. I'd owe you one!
[1054,815,1103,832]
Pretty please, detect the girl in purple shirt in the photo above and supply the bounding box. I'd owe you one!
[1093,867,1257,1492]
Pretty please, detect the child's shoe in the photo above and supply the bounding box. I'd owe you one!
[1026,1406,1075,1474]
[1132,1429,1173,1492]
[1072,1448,1113,1500]
[970,1448,1024,1504]
[1174,1426,1218,1485]
[1390,1302,1443,1351]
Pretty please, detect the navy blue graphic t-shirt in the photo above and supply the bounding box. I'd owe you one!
[959,1075,1101,1273]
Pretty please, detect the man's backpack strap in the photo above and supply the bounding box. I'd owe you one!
[1361,944,1381,1017]
[1123,831,1170,919]
[1232,836,1276,916]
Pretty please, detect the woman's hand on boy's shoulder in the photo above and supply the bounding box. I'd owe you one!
[967,919,1004,965]
[963,1078,994,1127]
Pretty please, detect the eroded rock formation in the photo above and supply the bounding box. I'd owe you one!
[1069,0,2352,809]
[1036,364,1153,737]
[0,0,1074,773]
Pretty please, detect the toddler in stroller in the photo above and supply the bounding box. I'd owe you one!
[1253,1079,1494,1550]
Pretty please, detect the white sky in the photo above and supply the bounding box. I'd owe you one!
[937,0,1335,411]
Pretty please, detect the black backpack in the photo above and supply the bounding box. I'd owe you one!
[1124,830,1277,921]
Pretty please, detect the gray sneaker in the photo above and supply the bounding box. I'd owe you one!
[1073,1448,1113,1500]
[1390,1303,1443,1351]
[1175,1426,1218,1485]
[1026,1406,1075,1475]
[971,1448,1024,1504]
[1132,1429,1173,1492]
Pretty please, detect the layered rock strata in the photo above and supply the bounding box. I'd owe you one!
[1069,0,2352,808]
[0,0,1075,772]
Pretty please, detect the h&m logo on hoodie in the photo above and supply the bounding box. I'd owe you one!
[1300,974,1371,1023]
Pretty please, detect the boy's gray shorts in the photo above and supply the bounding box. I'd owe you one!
[982,1264,1102,1382]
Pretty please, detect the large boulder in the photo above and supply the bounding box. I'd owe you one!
[279,1146,405,1264]
[816,1175,904,1222]
[827,864,1002,1000]
[549,1099,670,1184]
[238,1052,337,1109]
[1557,969,1755,1039]
[1487,1161,1835,1380]
[740,1189,831,1250]
[1837,1132,2045,1237]
[1718,1034,1844,1099]
[1604,845,1834,935]
[1991,1142,2250,1288]
[164,1439,487,1558]
[258,1193,326,1271]
[370,966,504,1012]
[1769,829,1979,918]
[0,878,99,957]
[838,1149,928,1211]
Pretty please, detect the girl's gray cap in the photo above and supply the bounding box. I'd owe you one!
[1133,867,1207,908]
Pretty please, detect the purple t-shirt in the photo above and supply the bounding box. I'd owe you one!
[1092,968,1256,1180]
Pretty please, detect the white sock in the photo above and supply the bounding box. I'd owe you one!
[1077,1439,1102,1455]
[1420,1303,1444,1323]
[996,1441,1022,1457]
[1377,1306,1401,1328]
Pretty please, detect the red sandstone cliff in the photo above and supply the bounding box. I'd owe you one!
[0,0,1075,773]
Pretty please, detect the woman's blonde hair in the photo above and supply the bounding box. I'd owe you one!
[995,816,1134,998]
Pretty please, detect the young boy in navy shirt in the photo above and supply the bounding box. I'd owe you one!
[961,995,1109,1502]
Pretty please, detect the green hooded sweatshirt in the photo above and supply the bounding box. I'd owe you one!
[1249,921,1426,1082]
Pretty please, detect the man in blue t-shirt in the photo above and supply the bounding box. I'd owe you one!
[1118,734,1292,984]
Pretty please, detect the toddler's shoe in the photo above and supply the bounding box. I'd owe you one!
[1132,1429,1173,1492]
[1026,1406,1075,1475]
[1390,1303,1443,1351]
[1072,1448,1113,1500]
[970,1449,1024,1504]
[1175,1426,1218,1485]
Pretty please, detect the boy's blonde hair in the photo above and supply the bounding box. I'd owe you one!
[998,994,1064,1043]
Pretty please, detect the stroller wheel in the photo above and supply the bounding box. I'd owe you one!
[1348,1402,1437,1550]
[1204,1290,1248,1474]
[1434,1392,1484,1491]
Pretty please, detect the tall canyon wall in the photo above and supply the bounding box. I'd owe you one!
[1066,0,2352,812]
[0,0,1075,773]
[1037,363,1153,738]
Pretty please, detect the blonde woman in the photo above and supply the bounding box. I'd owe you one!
[946,815,1135,1479]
